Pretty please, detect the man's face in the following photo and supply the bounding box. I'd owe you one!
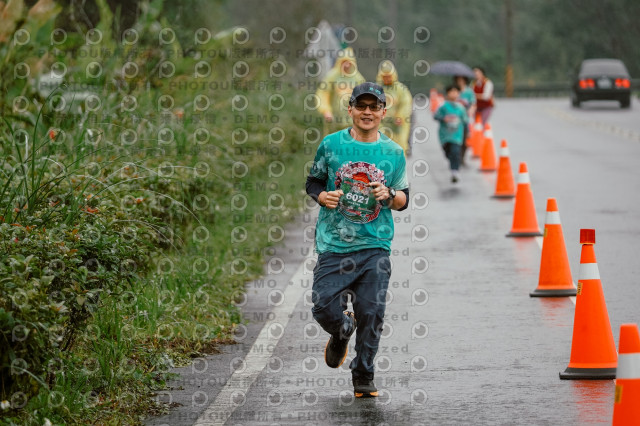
[382,74,393,85]
[348,94,386,132]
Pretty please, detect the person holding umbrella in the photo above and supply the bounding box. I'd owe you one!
[454,75,476,165]
[429,61,475,170]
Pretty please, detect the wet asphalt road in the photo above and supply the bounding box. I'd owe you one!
[147,97,640,425]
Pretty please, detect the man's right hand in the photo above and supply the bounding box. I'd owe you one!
[319,190,343,209]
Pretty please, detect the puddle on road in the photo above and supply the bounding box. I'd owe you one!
[570,380,614,424]
[537,297,573,328]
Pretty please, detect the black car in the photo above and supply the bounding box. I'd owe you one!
[571,58,631,108]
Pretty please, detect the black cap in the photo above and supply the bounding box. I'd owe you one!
[349,82,386,106]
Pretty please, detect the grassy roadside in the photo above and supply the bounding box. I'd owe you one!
[0,1,318,424]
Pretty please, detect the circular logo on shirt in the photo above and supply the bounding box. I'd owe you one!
[335,161,386,224]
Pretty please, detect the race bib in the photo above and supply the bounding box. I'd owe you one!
[335,161,386,224]
[445,113,460,131]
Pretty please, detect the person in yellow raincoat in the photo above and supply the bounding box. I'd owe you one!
[376,60,413,155]
[316,47,365,135]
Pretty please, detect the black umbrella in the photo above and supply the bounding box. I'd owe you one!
[430,61,475,78]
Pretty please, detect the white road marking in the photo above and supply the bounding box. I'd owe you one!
[193,254,312,426]
[547,107,640,143]
[534,236,543,250]
[534,236,576,305]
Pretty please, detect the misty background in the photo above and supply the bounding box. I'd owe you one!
[47,0,640,94]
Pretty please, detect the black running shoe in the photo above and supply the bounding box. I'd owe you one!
[353,376,378,398]
[324,311,356,368]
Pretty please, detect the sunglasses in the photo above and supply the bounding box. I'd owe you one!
[352,103,384,112]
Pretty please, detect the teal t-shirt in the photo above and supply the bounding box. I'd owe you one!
[434,100,468,145]
[309,128,409,254]
[459,86,476,111]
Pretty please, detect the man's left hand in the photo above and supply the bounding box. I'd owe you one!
[369,182,390,202]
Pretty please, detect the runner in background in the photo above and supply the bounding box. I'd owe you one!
[376,60,413,156]
[434,84,469,183]
[473,66,494,124]
[454,75,476,165]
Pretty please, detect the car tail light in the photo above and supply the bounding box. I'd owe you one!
[579,79,595,89]
[615,78,631,88]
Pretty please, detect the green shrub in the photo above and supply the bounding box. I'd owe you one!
[0,1,313,423]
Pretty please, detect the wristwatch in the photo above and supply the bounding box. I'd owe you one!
[388,187,397,200]
[380,187,396,207]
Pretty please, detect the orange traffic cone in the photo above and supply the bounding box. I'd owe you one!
[560,229,617,379]
[469,116,484,158]
[429,89,439,113]
[506,162,543,237]
[612,323,640,424]
[530,198,576,297]
[476,121,490,159]
[491,140,516,198]
[479,124,497,172]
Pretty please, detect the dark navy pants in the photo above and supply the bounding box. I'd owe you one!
[442,142,462,171]
[311,248,391,379]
